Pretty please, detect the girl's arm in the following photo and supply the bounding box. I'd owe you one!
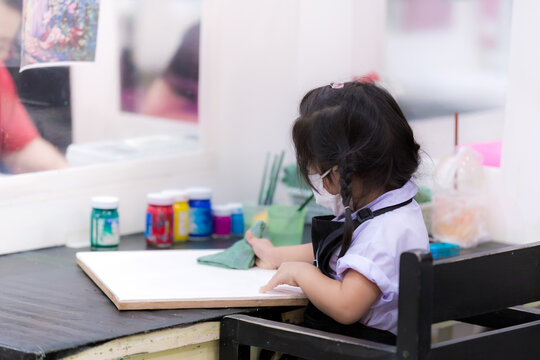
[246,231,313,269]
[260,262,380,325]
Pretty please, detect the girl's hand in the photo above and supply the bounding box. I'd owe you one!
[260,262,307,293]
[245,230,281,269]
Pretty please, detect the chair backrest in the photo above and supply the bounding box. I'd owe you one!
[395,242,540,359]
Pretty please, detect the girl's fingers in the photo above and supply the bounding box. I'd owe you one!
[245,230,254,244]
[255,258,275,269]
[259,282,274,293]
[255,258,265,268]
[260,274,281,293]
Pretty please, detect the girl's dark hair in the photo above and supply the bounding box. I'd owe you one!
[292,81,420,257]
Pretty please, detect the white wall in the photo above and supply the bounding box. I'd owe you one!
[212,0,387,205]
[411,109,505,161]
[500,1,540,244]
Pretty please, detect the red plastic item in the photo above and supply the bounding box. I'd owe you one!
[352,72,380,84]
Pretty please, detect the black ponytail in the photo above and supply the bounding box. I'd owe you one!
[292,81,420,257]
[338,157,355,257]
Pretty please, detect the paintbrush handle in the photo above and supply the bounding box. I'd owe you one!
[264,155,278,205]
[268,151,285,205]
[258,153,270,205]
[297,194,314,212]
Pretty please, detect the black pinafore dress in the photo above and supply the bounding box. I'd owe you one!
[303,198,413,345]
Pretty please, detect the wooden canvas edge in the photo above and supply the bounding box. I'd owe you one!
[76,256,122,310]
[116,297,309,310]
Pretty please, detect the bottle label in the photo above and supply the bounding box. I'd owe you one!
[145,212,154,243]
[146,209,173,245]
[231,213,245,235]
[92,217,119,246]
[178,210,189,237]
[189,207,212,236]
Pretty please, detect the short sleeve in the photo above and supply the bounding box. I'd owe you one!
[0,65,39,153]
[336,242,399,303]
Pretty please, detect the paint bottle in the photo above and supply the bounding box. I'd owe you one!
[162,189,189,242]
[146,193,174,248]
[90,196,120,250]
[212,205,232,239]
[186,187,213,241]
[228,203,245,236]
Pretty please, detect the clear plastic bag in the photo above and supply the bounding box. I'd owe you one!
[431,147,489,248]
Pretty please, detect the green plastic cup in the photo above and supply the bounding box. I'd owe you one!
[242,204,268,231]
[268,205,307,247]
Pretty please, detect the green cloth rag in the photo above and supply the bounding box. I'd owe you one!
[196,220,266,270]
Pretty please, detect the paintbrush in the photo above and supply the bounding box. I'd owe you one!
[297,194,314,212]
[257,153,270,205]
[266,151,285,205]
[264,155,278,205]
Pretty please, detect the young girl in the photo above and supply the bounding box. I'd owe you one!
[246,81,429,344]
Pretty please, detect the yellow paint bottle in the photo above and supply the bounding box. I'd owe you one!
[162,190,189,242]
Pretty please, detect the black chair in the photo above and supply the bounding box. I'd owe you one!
[220,242,540,359]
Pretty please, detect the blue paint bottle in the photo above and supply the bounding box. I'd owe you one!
[228,203,245,236]
[187,187,213,241]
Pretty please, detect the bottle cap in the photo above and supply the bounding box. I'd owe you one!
[162,189,188,202]
[147,193,174,206]
[91,196,119,210]
[213,205,232,217]
[228,203,243,214]
[186,187,212,200]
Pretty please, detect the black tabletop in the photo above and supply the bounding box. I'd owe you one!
[0,226,509,360]
[0,233,264,360]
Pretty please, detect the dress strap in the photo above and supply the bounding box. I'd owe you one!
[316,198,415,276]
[353,198,414,226]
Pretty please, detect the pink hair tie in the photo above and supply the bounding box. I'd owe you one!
[344,206,351,211]
[331,82,344,89]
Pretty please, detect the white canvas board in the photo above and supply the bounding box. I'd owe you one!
[76,250,307,310]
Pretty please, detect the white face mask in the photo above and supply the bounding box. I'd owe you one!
[308,169,345,216]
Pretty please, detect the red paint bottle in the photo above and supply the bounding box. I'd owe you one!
[145,193,174,248]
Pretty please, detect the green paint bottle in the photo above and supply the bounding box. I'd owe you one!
[90,196,120,250]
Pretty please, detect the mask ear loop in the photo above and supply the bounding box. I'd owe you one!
[321,168,332,178]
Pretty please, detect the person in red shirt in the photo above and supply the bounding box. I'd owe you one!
[0,0,67,174]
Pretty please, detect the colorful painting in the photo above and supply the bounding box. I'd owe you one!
[21,0,100,70]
